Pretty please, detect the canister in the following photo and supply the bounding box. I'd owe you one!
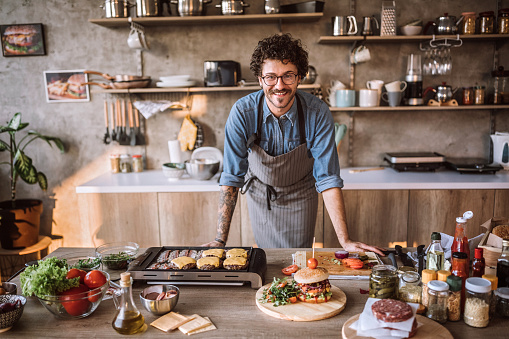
[110,154,120,174]
[474,85,485,104]
[398,271,422,303]
[498,8,509,34]
[460,12,476,34]
[120,154,132,173]
[479,11,495,34]
[426,280,449,323]
[369,265,398,299]
[437,270,451,282]
[462,87,474,105]
[464,277,491,327]
[132,154,143,172]
[495,287,509,317]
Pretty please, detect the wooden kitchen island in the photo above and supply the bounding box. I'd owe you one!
[6,248,509,338]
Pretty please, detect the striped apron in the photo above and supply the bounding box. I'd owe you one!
[241,94,317,248]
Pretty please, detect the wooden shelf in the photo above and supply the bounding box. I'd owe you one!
[91,84,321,94]
[89,13,323,28]
[318,34,509,44]
[330,105,509,112]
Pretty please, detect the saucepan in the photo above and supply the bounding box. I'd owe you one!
[82,70,151,89]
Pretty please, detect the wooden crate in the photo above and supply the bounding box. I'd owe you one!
[478,217,509,267]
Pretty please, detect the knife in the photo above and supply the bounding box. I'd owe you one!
[381,249,398,269]
[395,245,414,268]
[417,245,425,276]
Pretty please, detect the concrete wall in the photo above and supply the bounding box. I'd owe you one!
[1,0,508,247]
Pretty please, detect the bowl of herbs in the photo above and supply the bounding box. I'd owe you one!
[95,242,139,270]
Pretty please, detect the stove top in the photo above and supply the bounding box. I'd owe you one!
[446,158,503,174]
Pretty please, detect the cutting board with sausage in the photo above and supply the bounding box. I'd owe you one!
[294,251,380,277]
[255,284,347,321]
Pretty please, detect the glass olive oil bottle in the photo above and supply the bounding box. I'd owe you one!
[112,272,145,335]
[426,232,445,271]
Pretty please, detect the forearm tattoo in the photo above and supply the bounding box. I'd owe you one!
[216,186,239,241]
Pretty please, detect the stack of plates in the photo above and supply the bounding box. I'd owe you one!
[156,75,198,88]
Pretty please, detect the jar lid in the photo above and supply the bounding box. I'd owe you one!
[465,277,491,293]
[495,287,509,299]
[437,270,451,282]
[482,274,499,290]
[422,269,437,284]
[431,232,441,241]
[132,154,142,158]
[462,12,475,16]
[402,271,420,283]
[499,8,509,15]
[452,252,468,259]
[479,11,495,17]
[428,280,449,292]
[463,211,473,219]
[446,275,462,291]
[110,154,120,158]
[474,85,486,89]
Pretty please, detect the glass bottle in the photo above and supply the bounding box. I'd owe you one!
[451,252,469,312]
[369,265,398,299]
[451,212,472,263]
[421,269,437,310]
[446,275,462,321]
[472,248,486,277]
[426,232,445,271]
[497,240,509,288]
[426,280,449,323]
[398,271,422,304]
[112,272,145,335]
[464,277,491,328]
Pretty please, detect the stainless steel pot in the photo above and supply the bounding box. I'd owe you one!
[136,0,164,17]
[171,0,211,16]
[103,0,132,18]
[216,0,250,15]
[301,65,317,84]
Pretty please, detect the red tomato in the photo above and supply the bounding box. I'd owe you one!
[281,264,299,276]
[58,284,91,316]
[307,258,318,269]
[66,268,87,284]
[87,287,102,303]
[84,270,107,289]
[288,296,297,303]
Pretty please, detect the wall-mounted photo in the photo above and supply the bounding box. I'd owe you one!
[1,23,46,56]
[44,70,90,103]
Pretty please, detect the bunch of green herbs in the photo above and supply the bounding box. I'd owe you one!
[20,257,78,297]
[259,277,298,307]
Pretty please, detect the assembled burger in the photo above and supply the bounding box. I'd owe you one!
[2,25,43,55]
[293,267,332,303]
[66,74,87,99]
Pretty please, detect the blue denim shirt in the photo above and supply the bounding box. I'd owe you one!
[219,90,344,193]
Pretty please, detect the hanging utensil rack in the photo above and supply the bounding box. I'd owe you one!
[419,35,463,51]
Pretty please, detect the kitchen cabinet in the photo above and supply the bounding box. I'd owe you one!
[495,189,509,217]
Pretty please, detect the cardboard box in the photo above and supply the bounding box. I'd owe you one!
[478,217,509,267]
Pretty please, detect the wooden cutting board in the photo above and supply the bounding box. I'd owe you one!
[255,284,347,321]
[342,314,453,339]
[295,251,379,276]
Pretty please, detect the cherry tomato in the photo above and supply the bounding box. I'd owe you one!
[281,264,299,276]
[66,268,87,284]
[87,287,102,303]
[84,270,107,289]
[277,281,287,288]
[288,296,297,303]
[58,284,91,316]
[307,258,318,269]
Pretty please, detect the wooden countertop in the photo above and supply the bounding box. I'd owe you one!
[7,247,509,338]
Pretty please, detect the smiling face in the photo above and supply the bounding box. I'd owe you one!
[259,59,301,117]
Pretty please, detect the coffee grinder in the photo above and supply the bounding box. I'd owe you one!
[404,54,423,105]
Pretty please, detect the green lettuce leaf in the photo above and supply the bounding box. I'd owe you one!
[20,257,79,297]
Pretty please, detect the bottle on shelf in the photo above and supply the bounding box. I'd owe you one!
[426,232,445,271]
[472,248,486,277]
[112,272,146,335]
[451,211,473,263]
[497,240,509,288]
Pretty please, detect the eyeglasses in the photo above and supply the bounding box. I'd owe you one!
[260,73,298,86]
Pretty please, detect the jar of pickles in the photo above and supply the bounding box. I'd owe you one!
[369,265,398,299]
[426,280,449,323]
[460,12,476,34]
[464,277,491,328]
[398,271,422,303]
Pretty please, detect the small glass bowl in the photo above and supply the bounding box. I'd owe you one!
[95,242,139,270]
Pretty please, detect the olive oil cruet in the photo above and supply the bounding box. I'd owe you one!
[112,272,146,334]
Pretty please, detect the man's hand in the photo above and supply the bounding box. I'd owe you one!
[200,241,225,247]
[341,239,386,256]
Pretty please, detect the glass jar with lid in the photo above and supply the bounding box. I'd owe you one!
[120,154,132,173]
[479,11,495,34]
[398,271,422,304]
[482,274,498,317]
[369,265,398,299]
[132,154,143,172]
[491,67,509,104]
[426,280,449,323]
[464,277,491,327]
[110,154,120,174]
[421,269,437,310]
[495,287,509,317]
[460,12,476,34]
[474,85,486,105]
[446,275,462,321]
[498,8,509,34]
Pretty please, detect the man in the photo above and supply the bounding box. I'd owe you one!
[204,33,384,255]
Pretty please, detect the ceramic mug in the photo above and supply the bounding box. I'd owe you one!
[325,88,337,107]
[336,89,356,107]
[127,28,144,49]
[359,89,379,107]
[330,80,347,90]
[351,45,371,64]
[366,80,385,91]
[385,80,407,92]
[382,91,404,107]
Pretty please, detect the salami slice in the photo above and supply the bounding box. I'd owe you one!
[371,299,413,323]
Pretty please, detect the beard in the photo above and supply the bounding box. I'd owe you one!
[264,87,297,114]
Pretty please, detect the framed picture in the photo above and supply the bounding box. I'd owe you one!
[44,70,90,103]
[1,23,46,57]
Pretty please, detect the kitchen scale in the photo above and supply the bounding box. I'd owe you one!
[383,152,446,171]
[127,246,267,289]
[445,158,503,174]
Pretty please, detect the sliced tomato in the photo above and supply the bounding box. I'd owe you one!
[281,264,298,276]
[288,296,297,303]
[277,281,287,288]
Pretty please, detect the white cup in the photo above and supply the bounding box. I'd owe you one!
[385,80,407,92]
[366,80,384,91]
[359,89,379,107]
[351,45,371,64]
[127,28,144,49]
[330,80,347,90]
[325,88,337,107]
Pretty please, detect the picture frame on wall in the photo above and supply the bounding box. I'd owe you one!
[1,23,46,57]
[44,70,90,103]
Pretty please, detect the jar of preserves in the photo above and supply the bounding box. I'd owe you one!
[464,277,491,328]
[495,287,509,317]
[426,280,449,323]
[446,275,462,321]
[398,271,422,304]
[421,269,437,310]
[498,8,509,34]
[369,265,398,299]
[475,86,486,104]
[462,87,474,105]
[479,11,495,34]
[110,154,120,174]
[132,154,143,172]
[120,154,132,173]
[491,67,509,105]
[460,12,476,34]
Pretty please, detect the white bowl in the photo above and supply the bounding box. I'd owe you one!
[159,75,191,82]
[400,25,422,36]
[162,163,186,180]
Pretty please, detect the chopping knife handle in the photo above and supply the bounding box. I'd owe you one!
[110,102,115,129]
[134,104,140,128]
[388,252,398,269]
[104,101,109,127]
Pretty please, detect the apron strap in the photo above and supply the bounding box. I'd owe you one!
[241,176,277,210]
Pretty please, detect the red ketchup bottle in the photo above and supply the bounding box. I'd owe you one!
[451,216,470,263]
[472,248,486,277]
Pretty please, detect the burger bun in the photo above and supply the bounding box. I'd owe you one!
[293,267,329,284]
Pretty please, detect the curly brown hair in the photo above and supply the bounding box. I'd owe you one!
[250,33,309,78]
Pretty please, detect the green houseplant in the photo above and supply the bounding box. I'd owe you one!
[0,112,64,249]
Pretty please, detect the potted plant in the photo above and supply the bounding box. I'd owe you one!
[0,112,64,249]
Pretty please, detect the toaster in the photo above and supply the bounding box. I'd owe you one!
[204,60,241,87]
